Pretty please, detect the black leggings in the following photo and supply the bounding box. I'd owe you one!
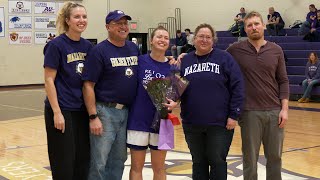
[44,106,90,180]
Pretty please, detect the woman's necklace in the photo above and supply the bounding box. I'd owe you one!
[195,49,213,64]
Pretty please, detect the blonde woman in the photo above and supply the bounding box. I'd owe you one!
[43,2,92,179]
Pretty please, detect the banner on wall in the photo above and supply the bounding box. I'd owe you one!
[9,31,32,44]
[9,15,32,29]
[57,3,64,11]
[0,7,4,37]
[34,16,56,29]
[34,2,56,14]
[8,0,32,14]
[34,31,55,44]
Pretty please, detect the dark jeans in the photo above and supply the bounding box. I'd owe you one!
[183,124,234,180]
[45,106,90,180]
[266,23,284,36]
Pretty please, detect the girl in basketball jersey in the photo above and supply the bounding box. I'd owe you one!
[126,26,178,179]
[43,2,92,179]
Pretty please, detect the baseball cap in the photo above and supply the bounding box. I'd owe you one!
[105,10,132,24]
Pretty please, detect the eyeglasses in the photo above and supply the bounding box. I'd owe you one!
[196,35,212,41]
[110,22,129,26]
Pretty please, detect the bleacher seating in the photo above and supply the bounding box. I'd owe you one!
[215,28,320,99]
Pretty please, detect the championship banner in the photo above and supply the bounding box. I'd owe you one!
[9,31,32,44]
[9,15,32,29]
[34,1,56,14]
[0,7,4,37]
[8,0,32,14]
[34,31,55,44]
[34,16,56,29]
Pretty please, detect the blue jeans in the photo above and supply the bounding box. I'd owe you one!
[298,21,311,36]
[183,124,234,180]
[171,45,183,58]
[88,102,128,180]
[302,79,320,98]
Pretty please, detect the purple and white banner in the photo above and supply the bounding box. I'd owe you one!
[34,16,56,29]
[9,15,32,29]
[34,2,56,14]
[34,31,55,44]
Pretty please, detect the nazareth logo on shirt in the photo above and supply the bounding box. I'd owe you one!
[184,62,220,76]
[125,67,134,78]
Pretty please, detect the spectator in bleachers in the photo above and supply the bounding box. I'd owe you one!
[303,10,320,42]
[298,52,320,103]
[181,28,195,53]
[266,7,285,36]
[230,7,246,37]
[298,4,317,36]
[171,30,187,58]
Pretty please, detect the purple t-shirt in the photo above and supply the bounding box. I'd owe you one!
[127,54,172,133]
[82,40,139,105]
[306,11,317,23]
[43,33,93,110]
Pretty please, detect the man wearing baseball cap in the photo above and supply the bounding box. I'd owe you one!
[82,10,140,180]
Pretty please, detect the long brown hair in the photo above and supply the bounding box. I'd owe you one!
[56,2,85,35]
[308,52,319,64]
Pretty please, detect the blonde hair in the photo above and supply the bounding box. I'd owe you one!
[56,2,85,35]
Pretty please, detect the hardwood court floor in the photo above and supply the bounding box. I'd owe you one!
[0,87,319,179]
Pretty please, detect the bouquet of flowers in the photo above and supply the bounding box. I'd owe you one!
[144,71,189,129]
[144,71,189,150]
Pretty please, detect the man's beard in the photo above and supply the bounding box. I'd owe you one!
[249,31,263,40]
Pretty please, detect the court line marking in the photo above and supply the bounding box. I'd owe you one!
[0,89,45,93]
[0,104,43,112]
[289,106,320,112]
[283,145,320,153]
[0,116,43,124]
